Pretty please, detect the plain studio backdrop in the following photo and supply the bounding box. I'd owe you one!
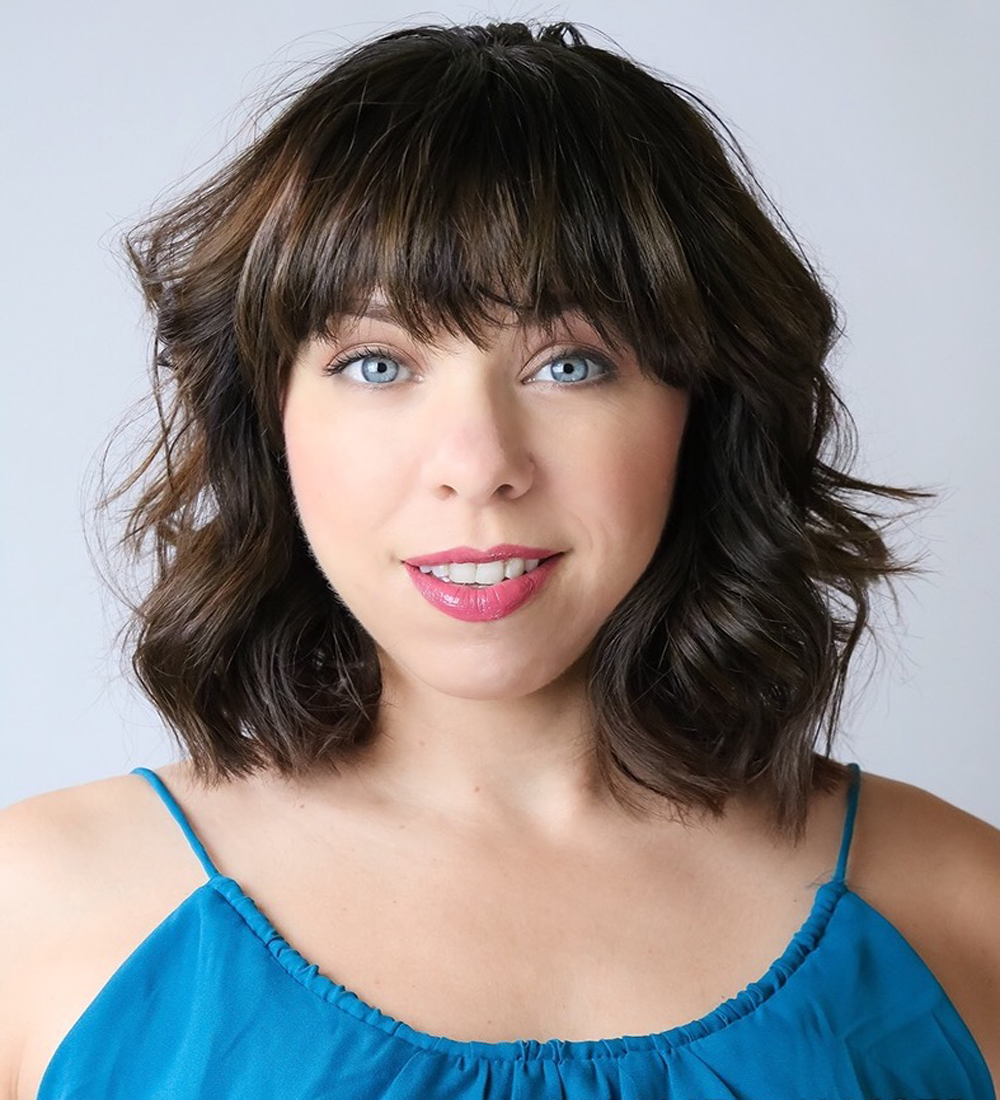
[1,1,996,825]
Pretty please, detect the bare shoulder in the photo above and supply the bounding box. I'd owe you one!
[850,768,1000,1084]
[0,771,188,920]
[0,770,205,1100]
[850,768,1000,910]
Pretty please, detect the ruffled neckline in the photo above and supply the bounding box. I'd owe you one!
[208,871,848,1063]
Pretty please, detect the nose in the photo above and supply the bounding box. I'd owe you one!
[419,375,535,504]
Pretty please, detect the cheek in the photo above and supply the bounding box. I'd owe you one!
[573,394,687,534]
[282,404,367,548]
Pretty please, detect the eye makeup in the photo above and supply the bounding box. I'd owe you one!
[321,344,620,390]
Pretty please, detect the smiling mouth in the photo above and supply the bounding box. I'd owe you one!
[408,553,562,584]
[403,552,564,621]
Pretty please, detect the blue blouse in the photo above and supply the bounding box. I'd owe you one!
[38,761,994,1098]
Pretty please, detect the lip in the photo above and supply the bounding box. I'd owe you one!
[404,554,564,622]
[403,544,560,567]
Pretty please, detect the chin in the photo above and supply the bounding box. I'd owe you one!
[381,650,588,702]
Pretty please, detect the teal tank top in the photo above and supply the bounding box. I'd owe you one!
[38,761,994,1098]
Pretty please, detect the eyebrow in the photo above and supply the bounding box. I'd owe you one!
[326,303,404,330]
[354,304,403,324]
[320,303,406,344]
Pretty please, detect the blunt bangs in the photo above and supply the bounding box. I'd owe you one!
[235,29,717,393]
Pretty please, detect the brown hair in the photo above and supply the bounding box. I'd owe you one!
[106,20,931,841]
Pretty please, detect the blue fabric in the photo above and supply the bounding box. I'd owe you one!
[38,761,994,1098]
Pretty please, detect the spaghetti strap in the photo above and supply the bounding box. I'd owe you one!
[131,766,222,882]
[833,761,861,885]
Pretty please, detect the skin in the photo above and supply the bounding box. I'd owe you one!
[281,300,690,837]
[3,301,998,1096]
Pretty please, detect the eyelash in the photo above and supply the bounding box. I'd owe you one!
[321,344,618,389]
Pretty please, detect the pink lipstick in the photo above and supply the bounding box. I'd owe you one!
[404,544,558,567]
[403,551,564,622]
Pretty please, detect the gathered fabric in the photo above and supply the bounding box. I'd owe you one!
[38,762,994,1098]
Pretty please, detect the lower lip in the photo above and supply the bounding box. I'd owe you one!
[403,555,564,622]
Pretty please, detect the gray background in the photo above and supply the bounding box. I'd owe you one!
[2,1,996,825]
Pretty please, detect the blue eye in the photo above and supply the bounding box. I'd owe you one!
[534,354,608,385]
[323,345,615,388]
[324,348,409,385]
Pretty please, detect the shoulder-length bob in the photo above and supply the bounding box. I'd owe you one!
[110,20,929,841]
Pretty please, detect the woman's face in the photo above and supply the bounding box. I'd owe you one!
[283,300,689,701]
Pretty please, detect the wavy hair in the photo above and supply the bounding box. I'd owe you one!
[106,20,931,841]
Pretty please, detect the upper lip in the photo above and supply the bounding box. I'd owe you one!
[403,545,562,567]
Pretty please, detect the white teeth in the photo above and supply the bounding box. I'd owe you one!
[449,561,501,585]
[417,557,545,585]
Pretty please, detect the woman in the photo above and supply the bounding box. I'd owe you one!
[1,20,996,1099]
